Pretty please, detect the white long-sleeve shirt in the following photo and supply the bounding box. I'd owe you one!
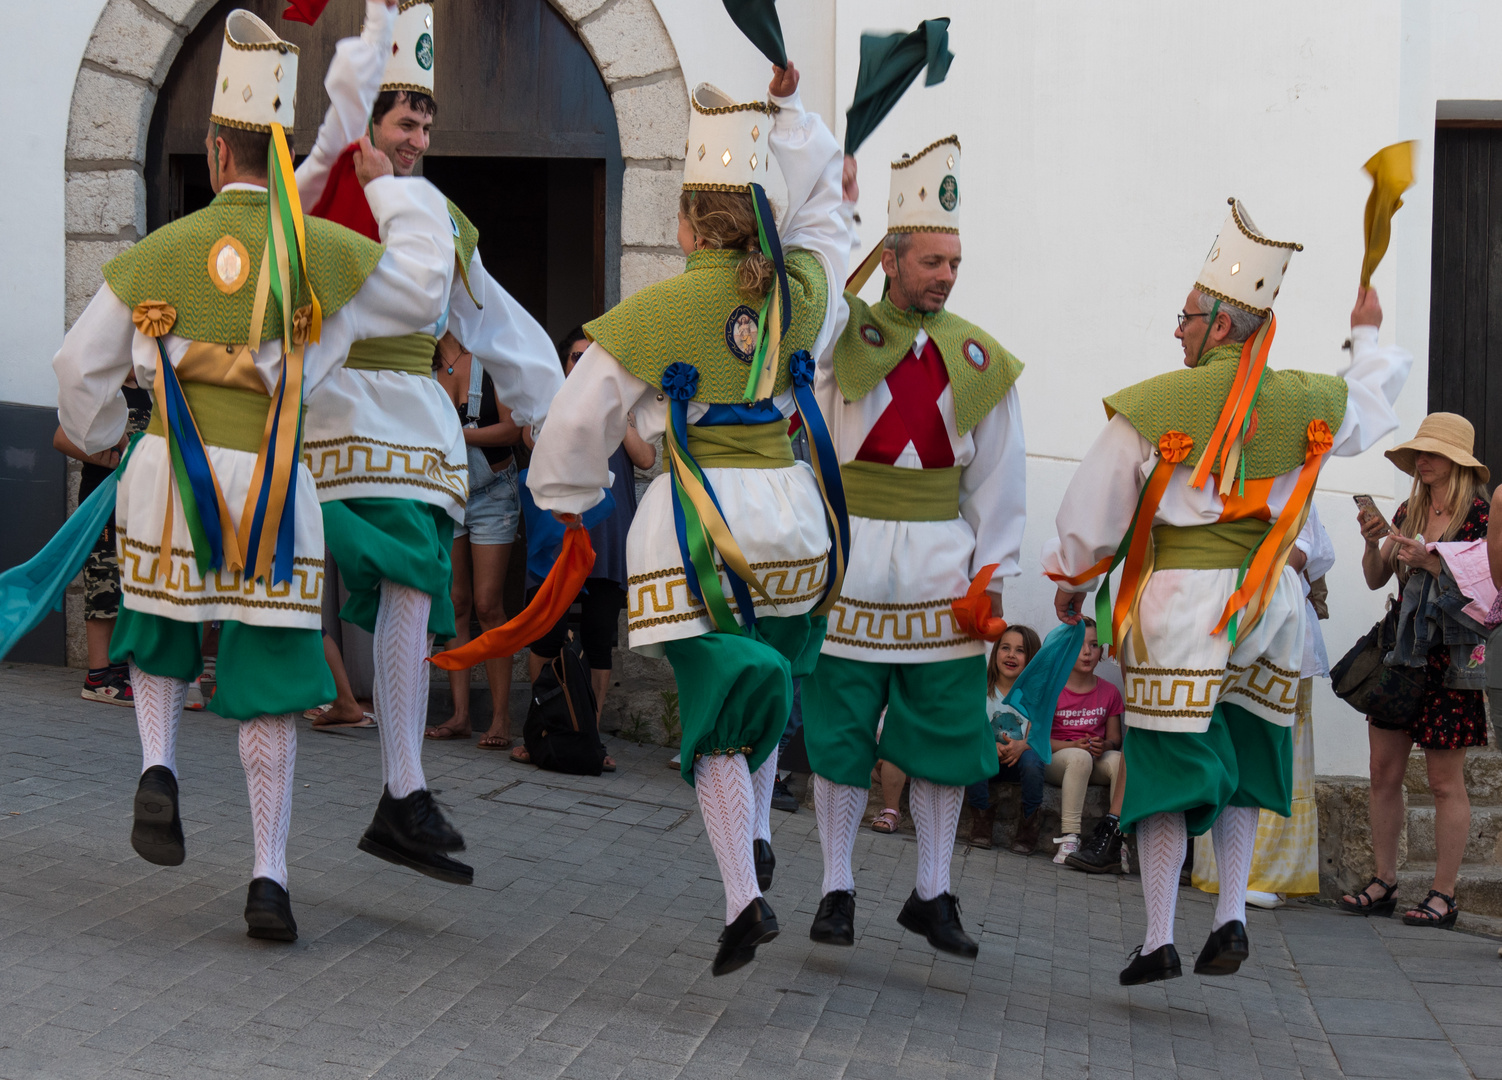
[1293,504,1336,679]
[526,89,847,655]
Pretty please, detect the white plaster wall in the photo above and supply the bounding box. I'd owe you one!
[5,0,109,409]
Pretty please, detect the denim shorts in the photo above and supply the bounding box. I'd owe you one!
[456,452,519,545]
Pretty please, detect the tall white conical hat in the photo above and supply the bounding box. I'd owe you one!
[887,136,960,234]
[209,10,299,132]
[682,84,775,192]
[1194,198,1302,317]
[383,1,435,98]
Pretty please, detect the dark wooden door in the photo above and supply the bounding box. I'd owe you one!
[144,0,622,329]
[1428,125,1502,479]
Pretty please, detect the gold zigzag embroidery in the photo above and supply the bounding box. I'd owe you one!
[1221,660,1299,714]
[628,556,827,630]
[118,533,323,613]
[302,437,466,507]
[825,595,966,645]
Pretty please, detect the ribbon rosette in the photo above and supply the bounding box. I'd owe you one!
[1306,419,1333,456]
[662,361,699,402]
[789,350,816,388]
[1159,430,1193,465]
[291,306,313,346]
[132,301,177,339]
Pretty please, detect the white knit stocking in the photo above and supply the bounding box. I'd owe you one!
[131,664,184,775]
[910,779,962,901]
[693,754,761,924]
[1138,812,1187,952]
[1211,805,1260,930]
[750,747,778,844]
[239,715,296,888]
[813,774,864,895]
[373,580,432,799]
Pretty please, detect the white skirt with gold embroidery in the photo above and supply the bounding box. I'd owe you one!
[302,368,468,523]
[819,514,984,665]
[1120,565,1305,734]
[114,433,325,629]
[626,463,831,656]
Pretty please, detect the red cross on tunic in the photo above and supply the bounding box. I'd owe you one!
[854,337,955,468]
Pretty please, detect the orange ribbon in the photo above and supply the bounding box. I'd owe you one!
[1105,431,1192,654]
[430,525,597,670]
[952,563,1008,642]
[1189,314,1276,491]
[1211,419,1333,636]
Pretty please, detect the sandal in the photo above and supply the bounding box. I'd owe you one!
[510,746,532,764]
[1337,875,1398,917]
[870,808,901,834]
[477,733,511,750]
[424,721,472,740]
[1402,889,1459,929]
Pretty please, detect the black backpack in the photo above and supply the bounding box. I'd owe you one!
[523,643,606,776]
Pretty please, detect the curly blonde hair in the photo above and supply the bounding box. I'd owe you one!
[679,189,776,301]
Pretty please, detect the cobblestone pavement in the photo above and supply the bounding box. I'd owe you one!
[2,661,1500,1080]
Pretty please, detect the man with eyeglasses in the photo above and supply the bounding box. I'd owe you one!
[1042,199,1411,987]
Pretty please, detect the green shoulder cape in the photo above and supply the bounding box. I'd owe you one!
[584,248,829,403]
[102,189,383,346]
[447,199,479,272]
[1104,344,1349,479]
[834,294,1023,435]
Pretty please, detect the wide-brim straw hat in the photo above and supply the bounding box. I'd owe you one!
[1385,412,1490,484]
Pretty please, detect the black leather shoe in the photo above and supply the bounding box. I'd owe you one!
[244,877,297,942]
[809,890,855,946]
[1194,920,1249,976]
[713,897,779,976]
[896,891,978,958]
[770,777,799,813]
[753,839,775,890]
[131,766,185,866]
[1065,817,1124,875]
[358,787,473,885]
[1120,943,1182,985]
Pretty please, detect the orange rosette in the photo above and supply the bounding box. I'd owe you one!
[1306,418,1333,456]
[1158,430,1193,465]
[132,301,177,339]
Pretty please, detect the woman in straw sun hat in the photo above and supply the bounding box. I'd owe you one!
[1343,412,1490,930]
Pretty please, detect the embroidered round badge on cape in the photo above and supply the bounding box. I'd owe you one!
[939,174,959,212]
[416,32,434,70]
[725,305,759,362]
[962,338,989,371]
[860,324,885,347]
[208,235,250,295]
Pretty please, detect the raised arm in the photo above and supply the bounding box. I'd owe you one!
[962,386,1027,607]
[53,286,138,455]
[295,0,397,207]
[527,343,650,515]
[1331,288,1413,458]
[447,251,565,430]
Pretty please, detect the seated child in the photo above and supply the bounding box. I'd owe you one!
[1047,619,1124,866]
[966,626,1046,853]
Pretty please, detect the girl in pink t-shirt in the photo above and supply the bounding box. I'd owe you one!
[1047,621,1124,865]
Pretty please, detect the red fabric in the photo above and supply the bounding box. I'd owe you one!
[308,143,381,240]
[855,340,954,467]
[282,0,330,25]
[952,563,1007,642]
[430,527,597,670]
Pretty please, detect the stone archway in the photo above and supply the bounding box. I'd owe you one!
[62,0,688,329]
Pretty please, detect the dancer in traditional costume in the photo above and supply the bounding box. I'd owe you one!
[51,9,454,940]
[293,0,563,885]
[526,62,849,976]
[803,142,1025,958]
[1041,199,1411,985]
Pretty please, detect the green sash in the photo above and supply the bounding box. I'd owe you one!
[686,420,795,469]
[345,332,438,374]
[1151,520,1268,571]
[144,383,286,454]
[842,460,961,521]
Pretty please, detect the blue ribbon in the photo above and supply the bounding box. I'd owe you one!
[157,343,228,572]
[789,349,850,609]
[749,183,791,338]
[239,367,301,587]
[1000,620,1088,766]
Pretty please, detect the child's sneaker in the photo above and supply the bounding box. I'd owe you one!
[1051,833,1079,864]
[184,678,205,712]
[81,667,133,707]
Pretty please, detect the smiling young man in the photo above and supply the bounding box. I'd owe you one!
[293,0,562,887]
[1041,199,1412,986]
[802,138,1026,959]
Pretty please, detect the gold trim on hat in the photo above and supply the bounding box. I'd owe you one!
[209,113,277,134]
[889,225,960,235]
[892,135,961,170]
[1193,281,1271,318]
[682,182,755,194]
[1226,197,1303,252]
[691,98,779,117]
[397,0,430,11]
[222,26,300,54]
[381,81,435,97]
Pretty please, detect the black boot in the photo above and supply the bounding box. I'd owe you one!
[244,877,297,942]
[753,838,775,890]
[1065,817,1124,874]
[131,765,185,866]
[896,891,978,957]
[358,787,473,885]
[1120,943,1182,985]
[809,890,856,946]
[1194,920,1249,976]
[713,897,779,976]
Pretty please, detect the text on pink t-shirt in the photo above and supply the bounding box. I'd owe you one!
[1051,680,1123,742]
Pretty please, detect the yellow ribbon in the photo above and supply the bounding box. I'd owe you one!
[1361,141,1416,289]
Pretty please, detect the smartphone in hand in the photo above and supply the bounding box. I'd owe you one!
[1353,494,1391,533]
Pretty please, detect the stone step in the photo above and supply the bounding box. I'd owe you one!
[1397,862,1502,918]
[1404,803,1502,864]
[1405,742,1502,802]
